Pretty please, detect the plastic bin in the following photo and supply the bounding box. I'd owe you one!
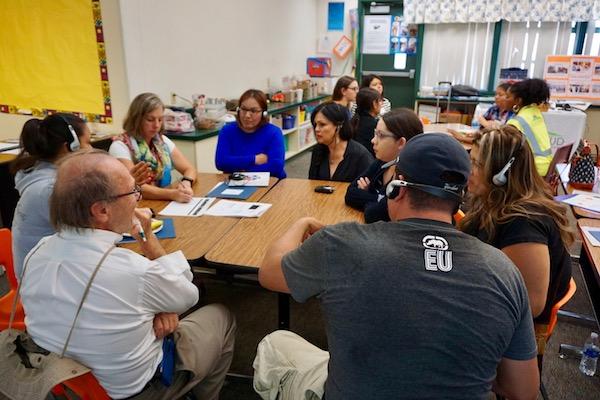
[282,115,296,130]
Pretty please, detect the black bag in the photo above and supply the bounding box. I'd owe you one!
[452,84,479,97]
[569,140,598,190]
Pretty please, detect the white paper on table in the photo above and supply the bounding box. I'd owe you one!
[0,142,19,152]
[2,148,20,155]
[581,227,600,247]
[222,188,243,195]
[560,192,600,213]
[158,197,216,217]
[204,200,271,218]
[227,172,270,187]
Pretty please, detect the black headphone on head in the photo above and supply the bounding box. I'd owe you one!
[491,133,526,186]
[386,179,464,202]
[57,115,81,152]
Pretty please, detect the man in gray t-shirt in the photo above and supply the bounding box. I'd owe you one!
[254,134,539,400]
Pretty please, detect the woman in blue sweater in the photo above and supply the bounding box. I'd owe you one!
[215,89,286,178]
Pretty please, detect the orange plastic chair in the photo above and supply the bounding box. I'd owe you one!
[453,209,465,224]
[52,374,111,400]
[0,228,25,331]
[547,277,577,340]
[0,230,109,399]
[539,277,576,400]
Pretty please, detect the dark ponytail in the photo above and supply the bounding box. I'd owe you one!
[10,113,86,174]
[351,88,381,134]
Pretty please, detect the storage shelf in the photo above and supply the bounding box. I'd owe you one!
[298,121,311,129]
[285,143,315,160]
[282,127,296,136]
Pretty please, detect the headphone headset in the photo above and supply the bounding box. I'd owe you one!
[58,115,81,152]
[236,107,268,118]
[386,179,464,202]
[491,133,526,186]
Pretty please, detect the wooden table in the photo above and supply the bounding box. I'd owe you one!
[205,178,363,271]
[205,178,363,328]
[120,173,278,263]
[576,219,600,327]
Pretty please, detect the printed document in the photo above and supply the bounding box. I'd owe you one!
[159,197,216,217]
[204,200,271,218]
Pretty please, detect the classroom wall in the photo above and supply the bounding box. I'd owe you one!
[315,0,358,77]
[0,0,130,141]
[119,0,320,105]
[0,1,358,140]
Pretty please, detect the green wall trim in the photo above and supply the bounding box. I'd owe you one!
[487,21,503,92]
[413,23,425,101]
[575,22,588,55]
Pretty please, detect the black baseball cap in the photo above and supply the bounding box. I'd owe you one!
[396,133,471,201]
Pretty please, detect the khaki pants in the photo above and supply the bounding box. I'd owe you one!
[130,304,236,400]
[253,330,329,400]
[535,323,549,356]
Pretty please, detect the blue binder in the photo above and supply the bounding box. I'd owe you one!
[206,182,257,200]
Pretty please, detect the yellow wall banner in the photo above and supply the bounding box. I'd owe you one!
[0,0,112,122]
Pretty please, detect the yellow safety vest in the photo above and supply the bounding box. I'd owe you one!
[508,105,553,177]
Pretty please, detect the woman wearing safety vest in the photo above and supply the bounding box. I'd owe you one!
[506,78,553,177]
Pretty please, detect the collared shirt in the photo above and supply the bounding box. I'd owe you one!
[483,105,514,125]
[20,228,198,399]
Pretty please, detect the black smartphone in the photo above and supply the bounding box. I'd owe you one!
[314,185,335,194]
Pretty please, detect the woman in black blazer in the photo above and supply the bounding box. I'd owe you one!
[308,102,373,182]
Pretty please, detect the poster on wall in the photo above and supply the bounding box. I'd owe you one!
[362,15,391,54]
[544,55,600,100]
[328,2,345,31]
[389,16,418,55]
[0,0,112,122]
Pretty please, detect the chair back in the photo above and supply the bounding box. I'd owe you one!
[547,277,577,338]
[0,228,17,290]
[453,210,465,224]
[545,144,573,183]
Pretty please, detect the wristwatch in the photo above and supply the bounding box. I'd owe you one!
[181,176,194,184]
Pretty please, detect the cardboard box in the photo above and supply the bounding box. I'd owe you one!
[439,112,462,124]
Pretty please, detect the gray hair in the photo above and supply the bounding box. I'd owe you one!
[50,150,116,232]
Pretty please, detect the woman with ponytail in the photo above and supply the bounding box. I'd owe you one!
[11,113,91,276]
[308,101,373,182]
[351,87,383,155]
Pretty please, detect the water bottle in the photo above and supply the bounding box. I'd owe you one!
[471,116,480,130]
[579,332,600,376]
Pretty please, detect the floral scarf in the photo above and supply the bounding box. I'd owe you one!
[116,133,172,187]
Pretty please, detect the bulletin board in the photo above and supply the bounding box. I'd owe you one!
[544,55,600,101]
[0,0,112,122]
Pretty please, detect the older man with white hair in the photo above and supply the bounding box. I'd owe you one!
[20,151,235,400]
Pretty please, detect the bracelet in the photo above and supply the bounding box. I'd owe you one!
[181,176,194,184]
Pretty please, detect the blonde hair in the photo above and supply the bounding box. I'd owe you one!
[459,125,574,247]
[123,93,164,138]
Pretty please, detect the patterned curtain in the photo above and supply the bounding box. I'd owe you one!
[403,0,600,23]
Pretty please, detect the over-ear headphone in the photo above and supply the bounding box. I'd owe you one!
[491,134,526,186]
[58,115,81,152]
[236,107,268,118]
